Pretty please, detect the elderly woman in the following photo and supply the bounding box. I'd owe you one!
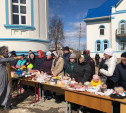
[72,55,91,84]
[51,51,64,78]
[0,46,19,110]
[40,51,53,75]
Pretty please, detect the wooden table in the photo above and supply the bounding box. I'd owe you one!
[19,79,40,104]
[65,90,114,113]
[114,98,126,113]
[18,79,126,113]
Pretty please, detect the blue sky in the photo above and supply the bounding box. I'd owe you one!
[48,0,106,50]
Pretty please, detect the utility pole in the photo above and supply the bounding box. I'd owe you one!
[79,23,81,52]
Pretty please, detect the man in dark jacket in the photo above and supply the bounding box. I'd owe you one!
[109,52,126,90]
[63,46,71,70]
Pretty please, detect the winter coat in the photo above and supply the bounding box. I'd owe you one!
[110,62,126,90]
[25,58,35,68]
[84,54,95,77]
[51,57,64,77]
[65,61,77,77]
[72,62,91,84]
[34,56,46,71]
[100,56,117,77]
[16,59,27,68]
[40,57,53,75]
[63,52,71,69]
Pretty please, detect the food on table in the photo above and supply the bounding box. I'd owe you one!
[114,87,124,93]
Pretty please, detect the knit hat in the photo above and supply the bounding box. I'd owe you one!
[46,51,52,56]
[104,48,113,56]
[52,51,59,58]
[64,46,69,51]
[70,54,76,59]
[121,52,126,60]
[80,55,85,62]
[93,74,99,80]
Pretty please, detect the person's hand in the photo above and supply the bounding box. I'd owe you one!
[9,54,12,57]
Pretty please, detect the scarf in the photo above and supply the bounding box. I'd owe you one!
[38,50,44,58]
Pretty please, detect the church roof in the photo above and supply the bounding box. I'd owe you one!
[85,0,121,20]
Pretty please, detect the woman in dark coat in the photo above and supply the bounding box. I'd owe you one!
[34,50,46,71]
[40,51,53,75]
[72,55,91,84]
[25,52,35,69]
[0,46,19,109]
[109,52,126,90]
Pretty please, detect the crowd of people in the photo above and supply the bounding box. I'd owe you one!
[0,45,126,112]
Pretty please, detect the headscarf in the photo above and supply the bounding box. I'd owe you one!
[38,50,44,58]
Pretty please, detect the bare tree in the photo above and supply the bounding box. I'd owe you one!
[49,16,65,51]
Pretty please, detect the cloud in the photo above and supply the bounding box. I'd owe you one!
[64,38,86,50]
[64,21,87,50]
[65,21,86,38]
[48,8,65,18]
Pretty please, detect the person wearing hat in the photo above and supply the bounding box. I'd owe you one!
[99,48,117,77]
[72,55,91,83]
[51,51,64,78]
[40,51,53,100]
[109,52,126,90]
[40,51,53,75]
[34,50,46,71]
[65,53,77,78]
[63,46,71,71]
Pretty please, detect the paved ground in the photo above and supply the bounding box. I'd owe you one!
[1,91,66,113]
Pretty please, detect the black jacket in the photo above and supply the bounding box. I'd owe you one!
[84,54,95,77]
[110,62,126,90]
[63,52,71,69]
[72,62,91,84]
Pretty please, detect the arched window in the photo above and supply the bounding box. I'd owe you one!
[104,40,108,50]
[120,40,125,51]
[120,21,125,34]
[100,25,105,35]
[96,41,101,52]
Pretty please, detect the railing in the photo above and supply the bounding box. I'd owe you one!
[116,28,126,38]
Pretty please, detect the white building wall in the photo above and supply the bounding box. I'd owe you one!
[116,0,126,11]
[0,0,49,55]
[86,21,111,58]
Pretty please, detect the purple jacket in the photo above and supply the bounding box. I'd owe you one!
[40,57,53,75]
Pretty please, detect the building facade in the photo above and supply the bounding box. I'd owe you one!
[0,0,49,55]
[84,0,126,58]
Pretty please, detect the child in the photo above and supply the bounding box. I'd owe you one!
[91,74,101,87]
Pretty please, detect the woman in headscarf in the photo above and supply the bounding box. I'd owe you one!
[34,50,46,71]
[72,55,91,84]
[0,46,19,110]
